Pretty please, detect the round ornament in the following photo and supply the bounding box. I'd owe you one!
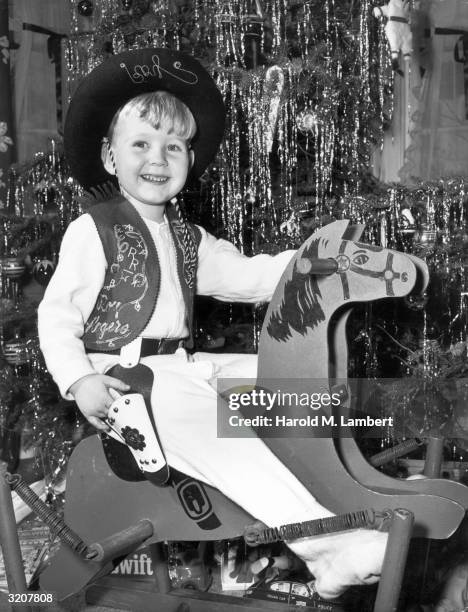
[77,0,94,17]
[414,225,437,247]
[32,259,55,287]
[399,208,416,235]
[296,110,320,135]
[3,338,30,366]
[1,257,26,279]
[404,293,428,311]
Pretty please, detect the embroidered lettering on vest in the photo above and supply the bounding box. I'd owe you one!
[84,223,149,348]
[85,316,131,341]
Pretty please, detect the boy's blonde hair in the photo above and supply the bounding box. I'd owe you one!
[108,91,197,143]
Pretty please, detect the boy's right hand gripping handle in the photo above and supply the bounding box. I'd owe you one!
[296,257,338,276]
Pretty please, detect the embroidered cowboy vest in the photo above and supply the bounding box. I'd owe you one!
[82,196,201,352]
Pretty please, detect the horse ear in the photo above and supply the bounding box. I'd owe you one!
[313,219,350,241]
[342,224,365,241]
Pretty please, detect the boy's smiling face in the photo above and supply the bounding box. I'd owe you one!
[102,111,194,219]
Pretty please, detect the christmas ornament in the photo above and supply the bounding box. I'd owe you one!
[32,259,55,287]
[1,257,26,279]
[1,257,26,308]
[404,293,428,311]
[3,338,31,366]
[399,207,416,235]
[77,0,94,17]
[296,109,320,135]
[414,225,437,248]
[121,0,133,10]
[280,211,300,236]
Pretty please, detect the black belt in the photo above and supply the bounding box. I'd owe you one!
[86,338,184,357]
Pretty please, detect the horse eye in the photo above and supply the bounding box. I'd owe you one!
[353,254,369,265]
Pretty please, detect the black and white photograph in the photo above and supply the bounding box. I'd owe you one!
[2,1,468,610]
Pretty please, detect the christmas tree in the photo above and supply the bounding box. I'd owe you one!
[2,0,468,492]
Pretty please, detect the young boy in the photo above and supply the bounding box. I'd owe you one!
[38,47,386,600]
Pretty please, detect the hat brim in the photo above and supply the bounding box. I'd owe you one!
[64,48,225,191]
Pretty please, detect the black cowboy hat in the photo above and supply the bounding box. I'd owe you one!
[64,47,226,191]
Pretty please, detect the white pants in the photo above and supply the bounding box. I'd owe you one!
[93,348,388,601]
[136,349,333,528]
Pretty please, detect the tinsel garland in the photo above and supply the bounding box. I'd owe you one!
[4,0,468,478]
[2,139,81,226]
[4,166,468,467]
[340,178,468,450]
[0,139,86,488]
[66,0,393,256]
[0,338,89,494]
[3,172,468,475]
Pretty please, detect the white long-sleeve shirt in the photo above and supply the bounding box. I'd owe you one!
[38,212,295,397]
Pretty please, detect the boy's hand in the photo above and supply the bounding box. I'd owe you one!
[69,374,130,431]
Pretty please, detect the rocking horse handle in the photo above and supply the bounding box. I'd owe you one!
[297,257,338,276]
[86,518,154,562]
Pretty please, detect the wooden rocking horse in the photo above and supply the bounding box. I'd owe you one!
[39,220,465,607]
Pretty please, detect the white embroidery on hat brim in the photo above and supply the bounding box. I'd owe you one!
[120,55,199,85]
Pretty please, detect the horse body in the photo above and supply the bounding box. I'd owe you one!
[323,228,468,507]
[255,220,464,533]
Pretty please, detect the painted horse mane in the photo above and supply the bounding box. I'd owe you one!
[267,238,325,341]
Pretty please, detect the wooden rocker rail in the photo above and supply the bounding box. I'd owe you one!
[0,460,413,612]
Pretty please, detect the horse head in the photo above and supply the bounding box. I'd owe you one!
[267,220,426,343]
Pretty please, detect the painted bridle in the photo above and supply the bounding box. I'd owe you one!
[335,241,409,301]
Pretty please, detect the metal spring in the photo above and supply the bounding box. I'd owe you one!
[370,439,422,468]
[251,509,384,545]
[6,473,89,557]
